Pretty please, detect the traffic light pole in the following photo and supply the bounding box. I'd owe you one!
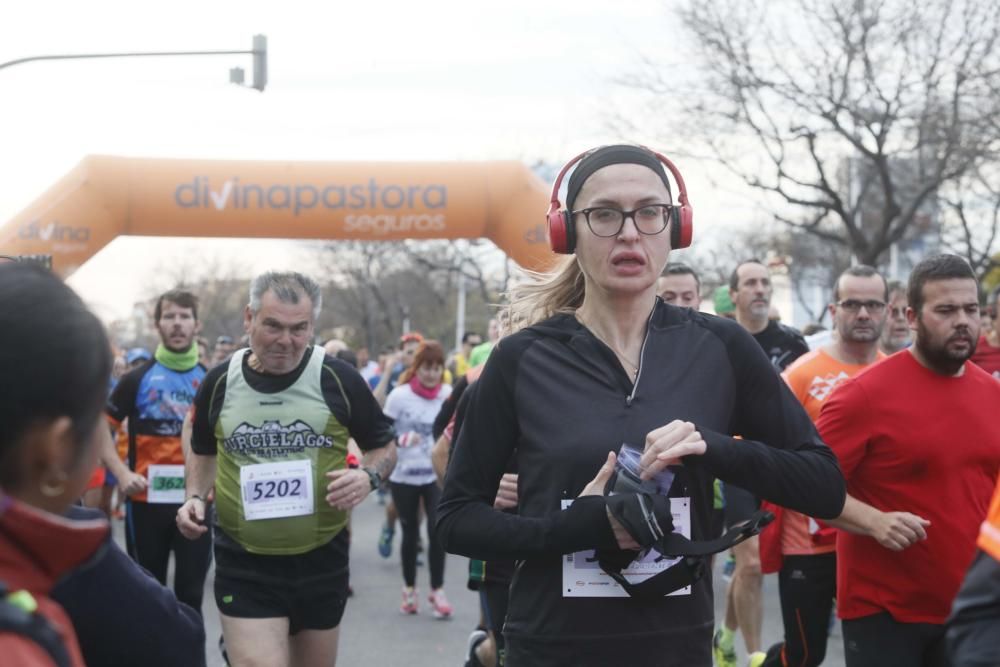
[0,35,267,91]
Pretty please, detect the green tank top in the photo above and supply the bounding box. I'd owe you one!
[215,346,350,555]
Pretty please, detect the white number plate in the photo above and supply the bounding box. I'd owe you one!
[147,464,186,504]
[239,459,314,521]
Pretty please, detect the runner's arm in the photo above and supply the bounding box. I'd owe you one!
[360,439,396,483]
[825,493,929,551]
[98,421,147,495]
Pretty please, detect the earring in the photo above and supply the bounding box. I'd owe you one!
[40,470,68,498]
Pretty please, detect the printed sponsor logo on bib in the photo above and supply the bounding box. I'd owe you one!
[239,459,314,521]
[147,464,185,504]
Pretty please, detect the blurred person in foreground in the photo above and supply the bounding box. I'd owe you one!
[0,264,205,667]
[0,262,112,666]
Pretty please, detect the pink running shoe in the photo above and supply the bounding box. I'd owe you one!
[428,588,453,620]
[400,587,418,615]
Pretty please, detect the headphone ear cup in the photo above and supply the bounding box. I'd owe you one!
[548,209,575,254]
[671,204,693,249]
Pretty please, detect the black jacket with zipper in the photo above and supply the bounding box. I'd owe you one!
[437,301,845,666]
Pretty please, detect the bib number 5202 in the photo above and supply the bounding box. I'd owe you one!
[250,478,304,501]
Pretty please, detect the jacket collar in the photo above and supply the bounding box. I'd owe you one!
[0,494,109,593]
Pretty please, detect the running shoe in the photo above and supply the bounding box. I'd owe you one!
[400,587,418,615]
[747,651,766,667]
[428,588,453,620]
[464,629,488,667]
[713,627,737,667]
[378,523,394,558]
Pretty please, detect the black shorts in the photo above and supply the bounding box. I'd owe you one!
[722,482,760,528]
[213,529,350,634]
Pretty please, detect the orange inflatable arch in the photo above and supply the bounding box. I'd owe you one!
[0,155,557,276]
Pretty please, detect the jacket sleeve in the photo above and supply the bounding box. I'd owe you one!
[947,550,1000,667]
[436,337,619,561]
[52,508,207,667]
[697,326,846,520]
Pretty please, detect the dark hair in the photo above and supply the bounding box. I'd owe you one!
[907,254,977,315]
[0,264,112,488]
[887,279,906,297]
[662,262,701,292]
[335,348,359,369]
[399,340,446,384]
[729,259,765,292]
[461,331,481,345]
[832,265,887,302]
[154,289,199,322]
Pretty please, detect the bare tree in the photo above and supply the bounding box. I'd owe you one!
[313,240,504,354]
[941,166,1000,280]
[629,0,1000,266]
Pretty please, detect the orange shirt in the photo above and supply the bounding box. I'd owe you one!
[780,348,885,556]
[979,475,1000,561]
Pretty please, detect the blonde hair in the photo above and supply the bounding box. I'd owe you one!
[500,257,585,334]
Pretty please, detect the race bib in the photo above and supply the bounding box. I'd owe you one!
[561,497,692,598]
[146,464,185,504]
[239,459,314,521]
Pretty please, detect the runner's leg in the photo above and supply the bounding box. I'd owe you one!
[221,614,290,667]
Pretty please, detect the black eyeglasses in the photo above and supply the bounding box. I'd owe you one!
[835,299,886,314]
[216,335,234,345]
[571,204,673,237]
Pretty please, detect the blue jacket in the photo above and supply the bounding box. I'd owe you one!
[51,506,206,667]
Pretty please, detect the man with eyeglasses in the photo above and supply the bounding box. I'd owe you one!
[880,279,912,355]
[817,255,1000,666]
[211,335,237,367]
[714,259,810,667]
[757,265,889,667]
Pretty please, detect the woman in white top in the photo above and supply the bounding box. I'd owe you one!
[383,340,453,618]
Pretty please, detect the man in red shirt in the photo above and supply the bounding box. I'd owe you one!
[758,265,888,667]
[818,254,1000,667]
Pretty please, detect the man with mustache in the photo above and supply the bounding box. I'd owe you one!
[101,289,211,616]
[818,254,1000,667]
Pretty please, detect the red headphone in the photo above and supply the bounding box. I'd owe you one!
[546,146,694,254]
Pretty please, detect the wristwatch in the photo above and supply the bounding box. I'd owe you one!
[362,467,382,491]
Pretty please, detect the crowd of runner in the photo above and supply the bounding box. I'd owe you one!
[3,144,1000,667]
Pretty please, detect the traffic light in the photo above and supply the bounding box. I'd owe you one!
[252,34,267,92]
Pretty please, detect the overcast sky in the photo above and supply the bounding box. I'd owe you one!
[0,0,757,322]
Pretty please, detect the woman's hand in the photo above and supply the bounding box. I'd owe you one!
[639,420,706,480]
[579,452,641,550]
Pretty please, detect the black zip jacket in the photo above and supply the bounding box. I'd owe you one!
[437,302,845,666]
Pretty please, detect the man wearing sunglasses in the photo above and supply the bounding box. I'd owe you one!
[757,265,889,667]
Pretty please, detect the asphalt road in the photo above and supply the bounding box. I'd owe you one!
[115,496,846,666]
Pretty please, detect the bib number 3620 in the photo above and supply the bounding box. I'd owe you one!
[239,459,314,521]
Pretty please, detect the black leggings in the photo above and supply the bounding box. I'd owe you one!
[126,500,213,615]
[390,481,445,589]
[842,611,948,667]
[762,553,836,667]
